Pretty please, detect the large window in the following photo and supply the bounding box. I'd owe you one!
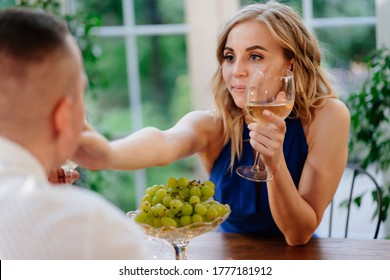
[73,0,193,209]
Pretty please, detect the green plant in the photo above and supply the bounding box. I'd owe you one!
[15,0,105,91]
[346,46,390,222]
[15,0,61,14]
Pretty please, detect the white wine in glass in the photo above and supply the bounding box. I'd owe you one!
[61,159,78,186]
[236,68,295,182]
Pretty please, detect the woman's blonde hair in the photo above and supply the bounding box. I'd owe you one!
[212,0,336,170]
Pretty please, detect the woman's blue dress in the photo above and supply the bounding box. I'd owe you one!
[210,117,308,235]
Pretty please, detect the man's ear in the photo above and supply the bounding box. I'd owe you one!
[52,95,72,138]
[51,95,75,162]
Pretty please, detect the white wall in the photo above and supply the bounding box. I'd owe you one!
[185,0,239,111]
[376,0,390,48]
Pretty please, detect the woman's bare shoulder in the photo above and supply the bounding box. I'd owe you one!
[306,98,350,142]
[315,98,350,124]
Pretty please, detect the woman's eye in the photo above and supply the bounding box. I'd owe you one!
[224,54,235,62]
[249,54,263,61]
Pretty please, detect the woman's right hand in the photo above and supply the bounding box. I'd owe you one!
[247,109,287,173]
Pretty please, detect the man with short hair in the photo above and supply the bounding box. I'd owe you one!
[0,8,149,259]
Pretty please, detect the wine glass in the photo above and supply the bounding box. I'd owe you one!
[236,68,295,182]
[61,159,78,186]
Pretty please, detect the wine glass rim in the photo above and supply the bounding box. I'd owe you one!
[255,68,294,78]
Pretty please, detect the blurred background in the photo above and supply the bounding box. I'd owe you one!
[1,0,388,238]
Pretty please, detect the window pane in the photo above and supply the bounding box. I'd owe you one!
[86,37,131,136]
[316,25,376,68]
[316,25,376,96]
[138,35,189,125]
[134,0,185,25]
[240,0,302,12]
[313,0,375,18]
[136,34,195,186]
[0,0,15,8]
[76,0,123,26]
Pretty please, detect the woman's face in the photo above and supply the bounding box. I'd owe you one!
[222,19,292,109]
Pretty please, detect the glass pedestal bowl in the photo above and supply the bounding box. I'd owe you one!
[127,205,230,260]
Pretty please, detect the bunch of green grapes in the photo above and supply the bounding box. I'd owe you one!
[134,177,229,228]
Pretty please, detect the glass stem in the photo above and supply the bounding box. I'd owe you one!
[64,169,74,186]
[173,242,189,260]
[251,151,265,172]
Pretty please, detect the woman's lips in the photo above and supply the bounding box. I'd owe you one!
[232,85,246,94]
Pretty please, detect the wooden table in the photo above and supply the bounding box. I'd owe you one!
[144,232,390,260]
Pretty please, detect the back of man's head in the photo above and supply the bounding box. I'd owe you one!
[0,8,68,63]
[0,8,72,141]
[0,8,85,173]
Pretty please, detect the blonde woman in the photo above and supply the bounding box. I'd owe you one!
[74,1,350,246]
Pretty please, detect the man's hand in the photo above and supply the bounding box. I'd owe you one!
[48,167,80,185]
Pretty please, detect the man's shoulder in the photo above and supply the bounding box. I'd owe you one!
[44,184,125,217]
[0,178,150,259]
